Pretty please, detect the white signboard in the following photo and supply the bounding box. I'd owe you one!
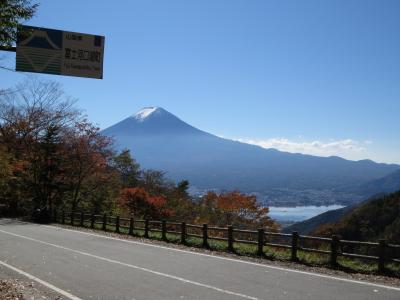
[16,26,105,79]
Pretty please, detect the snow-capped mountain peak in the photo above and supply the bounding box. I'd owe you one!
[103,106,209,137]
[133,107,160,121]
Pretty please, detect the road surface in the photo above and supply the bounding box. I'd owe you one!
[0,219,399,300]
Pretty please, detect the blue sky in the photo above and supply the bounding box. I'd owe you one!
[1,0,399,163]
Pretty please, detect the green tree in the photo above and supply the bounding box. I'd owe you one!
[0,0,38,47]
[29,123,65,213]
[164,180,196,221]
[140,169,171,195]
[113,150,140,188]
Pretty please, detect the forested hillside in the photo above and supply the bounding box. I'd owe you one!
[283,205,353,235]
[314,191,400,243]
[283,193,386,234]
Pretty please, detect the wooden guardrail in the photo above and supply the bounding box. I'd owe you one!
[56,211,400,273]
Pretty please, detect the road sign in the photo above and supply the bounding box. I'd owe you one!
[16,26,104,79]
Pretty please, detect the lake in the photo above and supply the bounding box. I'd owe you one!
[268,205,345,222]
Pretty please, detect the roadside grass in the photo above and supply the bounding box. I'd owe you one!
[66,218,400,277]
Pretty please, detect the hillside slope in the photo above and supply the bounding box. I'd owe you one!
[354,169,400,197]
[283,193,386,234]
[283,205,353,235]
[313,191,400,243]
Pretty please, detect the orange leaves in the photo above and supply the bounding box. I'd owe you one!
[119,187,148,207]
[200,190,277,229]
[203,190,265,215]
[118,187,171,219]
[147,194,168,209]
[217,191,257,212]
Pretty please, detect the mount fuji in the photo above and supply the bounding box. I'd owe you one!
[102,107,399,206]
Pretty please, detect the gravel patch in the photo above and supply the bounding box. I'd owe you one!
[0,279,62,300]
[51,223,400,288]
[0,279,24,299]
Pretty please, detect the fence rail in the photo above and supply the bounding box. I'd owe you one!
[56,210,400,273]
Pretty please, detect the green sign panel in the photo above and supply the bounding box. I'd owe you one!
[16,26,105,79]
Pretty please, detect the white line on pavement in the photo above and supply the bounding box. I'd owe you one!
[0,259,82,300]
[0,228,258,300]
[43,224,400,292]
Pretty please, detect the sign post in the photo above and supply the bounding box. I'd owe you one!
[15,25,104,79]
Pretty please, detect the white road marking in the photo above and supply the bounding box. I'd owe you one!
[42,223,400,292]
[0,228,258,300]
[0,259,82,300]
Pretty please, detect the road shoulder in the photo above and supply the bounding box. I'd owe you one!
[0,263,64,299]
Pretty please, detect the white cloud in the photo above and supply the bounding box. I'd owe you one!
[235,137,368,160]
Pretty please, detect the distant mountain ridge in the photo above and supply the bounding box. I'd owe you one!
[354,169,400,197]
[102,107,399,205]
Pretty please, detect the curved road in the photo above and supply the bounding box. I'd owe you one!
[0,219,399,299]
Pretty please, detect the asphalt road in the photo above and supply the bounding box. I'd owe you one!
[0,219,399,300]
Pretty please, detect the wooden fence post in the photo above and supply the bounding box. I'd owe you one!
[228,225,234,252]
[70,211,75,226]
[53,209,57,223]
[291,232,299,261]
[162,220,167,241]
[129,217,134,235]
[257,228,264,256]
[378,239,386,273]
[115,216,120,233]
[80,211,84,227]
[102,213,107,231]
[330,235,339,268]
[181,222,186,244]
[202,224,209,248]
[144,219,149,238]
[90,214,95,229]
[61,210,65,224]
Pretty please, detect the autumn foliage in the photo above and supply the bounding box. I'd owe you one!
[118,187,171,219]
[198,191,278,229]
[0,80,116,217]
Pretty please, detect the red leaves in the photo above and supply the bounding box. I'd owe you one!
[200,190,277,229]
[119,187,171,219]
[204,190,266,214]
[119,187,147,208]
